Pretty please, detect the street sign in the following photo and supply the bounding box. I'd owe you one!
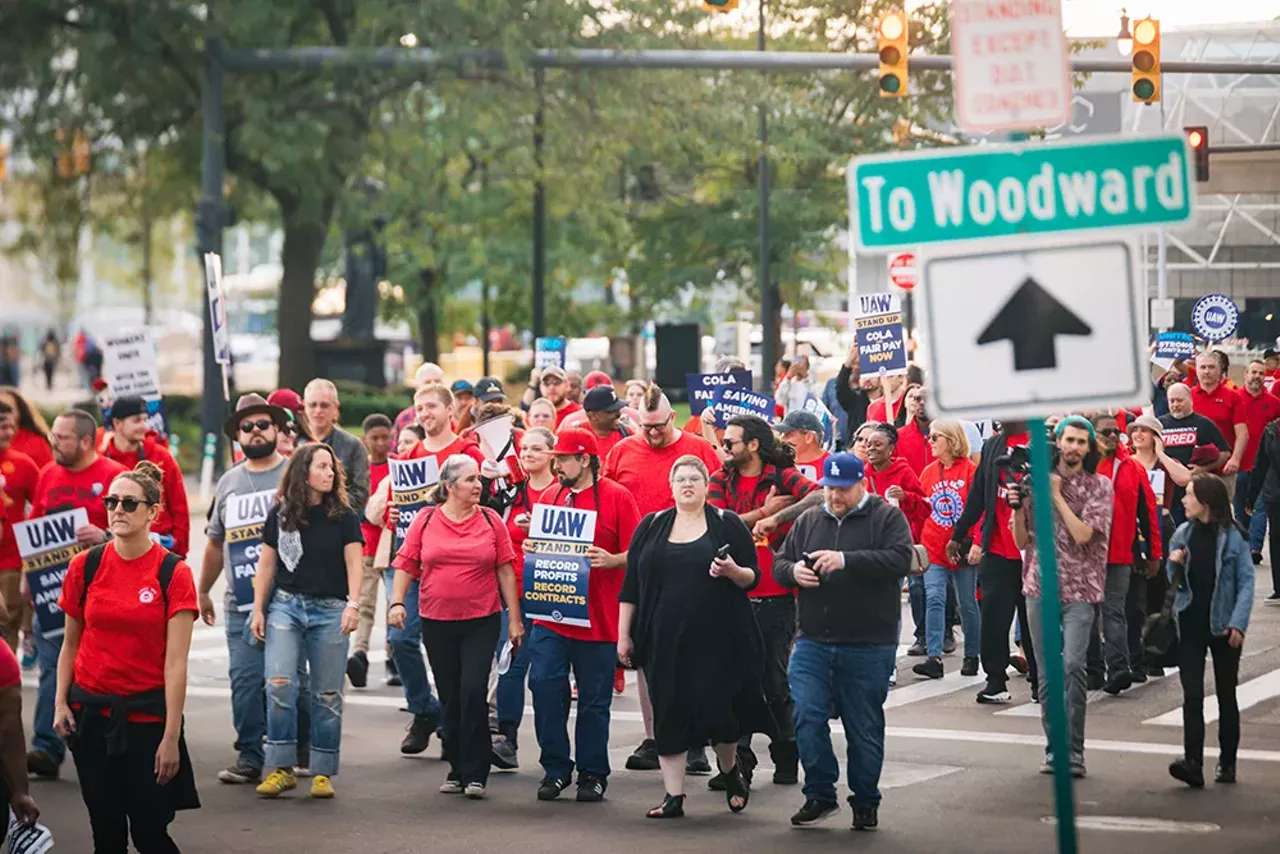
[887,252,917,290]
[848,134,1194,252]
[951,0,1071,134]
[1191,293,1239,341]
[917,233,1146,420]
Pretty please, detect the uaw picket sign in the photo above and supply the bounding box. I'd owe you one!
[849,134,1194,252]
[686,370,753,416]
[389,456,440,553]
[917,233,1146,420]
[522,504,597,627]
[224,489,276,611]
[15,508,89,639]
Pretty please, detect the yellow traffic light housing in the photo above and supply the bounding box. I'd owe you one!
[702,0,739,12]
[1132,17,1160,103]
[878,11,908,98]
[0,143,8,181]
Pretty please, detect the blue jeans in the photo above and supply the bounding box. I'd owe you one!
[527,624,616,781]
[384,569,441,718]
[790,638,897,807]
[263,591,348,777]
[225,608,311,770]
[908,575,925,640]
[496,609,533,731]
[1234,471,1268,552]
[32,620,63,763]
[925,565,981,659]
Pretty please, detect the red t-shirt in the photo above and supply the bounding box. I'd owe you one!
[866,395,904,425]
[1240,388,1280,471]
[1190,383,1244,458]
[553,402,584,429]
[406,435,487,468]
[363,459,389,557]
[990,433,1029,561]
[0,448,40,571]
[59,544,198,721]
[394,506,517,621]
[31,455,128,530]
[10,429,53,471]
[0,642,19,688]
[592,427,632,461]
[920,458,978,568]
[795,451,830,483]
[534,478,641,642]
[603,432,723,516]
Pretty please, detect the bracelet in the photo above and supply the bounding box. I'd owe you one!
[345,600,359,610]
[388,602,406,611]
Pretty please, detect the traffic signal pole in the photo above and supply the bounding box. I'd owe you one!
[757,0,777,394]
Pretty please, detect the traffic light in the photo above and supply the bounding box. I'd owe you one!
[0,143,7,181]
[702,0,739,12]
[1185,125,1209,182]
[877,10,908,98]
[1131,17,1160,103]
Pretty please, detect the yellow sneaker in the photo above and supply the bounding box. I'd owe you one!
[256,768,297,798]
[310,775,335,799]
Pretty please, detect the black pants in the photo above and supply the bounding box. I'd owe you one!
[1177,613,1241,766]
[70,716,180,854]
[423,613,501,786]
[739,596,796,748]
[1125,572,1147,667]
[1267,501,1280,595]
[979,554,1037,690]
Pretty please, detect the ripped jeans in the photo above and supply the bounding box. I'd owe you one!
[264,589,349,777]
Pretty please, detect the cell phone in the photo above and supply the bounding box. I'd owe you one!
[715,543,731,560]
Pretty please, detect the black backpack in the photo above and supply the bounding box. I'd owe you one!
[79,543,182,610]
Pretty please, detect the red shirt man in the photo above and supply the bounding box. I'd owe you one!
[604,396,722,517]
[1239,359,1280,473]
[538,365,583,429]
[32,412,127,534]
[775,411,829,482]
[1190,352,1246,474]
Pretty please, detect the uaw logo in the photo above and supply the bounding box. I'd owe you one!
[1191,294,1239,342]
[138,586,158,604]
[929,484,965,528]
[550,610,564,622]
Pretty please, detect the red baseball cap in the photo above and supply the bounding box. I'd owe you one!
[268,388,304,414]
[584,371,613,391]
[549,427,599,457]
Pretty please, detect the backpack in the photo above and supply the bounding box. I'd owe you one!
[79,543,182,610]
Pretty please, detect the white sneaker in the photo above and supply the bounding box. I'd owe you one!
[440,778,464,794]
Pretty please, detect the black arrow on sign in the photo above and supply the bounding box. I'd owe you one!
[977,277,1092,372]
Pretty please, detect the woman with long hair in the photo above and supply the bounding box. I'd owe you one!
[389,454,522,799]
[251,444,363,800]
[1166,473,1254,788]
[0,386,52,469]
[54,460,199,851]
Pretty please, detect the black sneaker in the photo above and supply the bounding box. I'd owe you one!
[1129,668,1148,685]
[1251,551,1263,565]
[960,656,980,676]
[576,773,607,802]
[537,776,572,801]
[1087,672,1105,691]
[906,641,927,657]
[791,798,839,826]
[490,734,519,770]
[849,798,879,831]
[1215,763,1236,783]
[217,762,263,784]
[346,651,369,688]
[401,713,437,755]
[386,655,402,687]
[912,658,944,679]
[976,685,1011,704]
[1145,664,1165,677]
[1103,671,1133,695]
[26,751,59,779]
[1266,591,1280,604]
[1169,758,1205,789]
[942,630,957,654]
[625,738,659,771]
[685,746,712,775]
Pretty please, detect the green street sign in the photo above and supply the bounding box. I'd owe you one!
[848,134,1194,252]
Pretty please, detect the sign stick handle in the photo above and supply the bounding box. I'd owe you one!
[220,365,230,403]
[1027,418,1079,854]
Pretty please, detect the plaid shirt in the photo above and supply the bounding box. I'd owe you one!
[708,463,818,544]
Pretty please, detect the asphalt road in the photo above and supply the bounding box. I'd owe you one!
[20,514,1280,853]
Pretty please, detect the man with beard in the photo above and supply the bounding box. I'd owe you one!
[198,394,311,785]
[1159,384,1229,526]
[539,366,583,429]
[1013,417,1114,778]
[99,395,190,557]
[1235,360,1280,556]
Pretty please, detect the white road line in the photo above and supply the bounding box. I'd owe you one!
[997,670,1181,718]
[882,726,1280,763]
[885,673,990,707]
[1144,666,1280,727]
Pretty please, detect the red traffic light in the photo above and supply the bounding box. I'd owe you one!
[1187,129,1204,149]
[1184,126,1209,182]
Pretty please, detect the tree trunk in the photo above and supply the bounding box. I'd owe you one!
[277,210,330,391]
[417,268,441,363]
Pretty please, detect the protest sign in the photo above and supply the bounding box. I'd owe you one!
[389,456,440,553]
[522,503,596,628]
[709,385,775,428]
[686,370,753,416]
[534,337,567,370]
[102,327,169,437]
[204,252,231,400]
[855,292,908,377]
[224,489,276,611]
[15,508,89,639]
[1152,331,1196,370]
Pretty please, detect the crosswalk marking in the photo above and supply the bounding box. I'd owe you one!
[996,669,1182,717]
[1144,666,1280,727]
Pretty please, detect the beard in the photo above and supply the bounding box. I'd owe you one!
[242,439,279,460]
[558,473,577,489]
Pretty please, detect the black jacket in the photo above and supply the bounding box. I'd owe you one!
[834,365,871,446]
[773,496,913,645]
[951,431,1015,554]
[1249,419,1280,507]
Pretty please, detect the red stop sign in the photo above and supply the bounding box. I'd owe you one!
[888,252,917,291]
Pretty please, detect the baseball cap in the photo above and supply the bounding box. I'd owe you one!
[819,453,865,488]
[775,410,824,436]
[583,385,625,413]
[108,395,146,423]
[540,364,568,381]
[1266,348,1280,360]
[267,388,303,414]
[451,380,475,397]
[549,427,599,457]
[473,377,505,403]
[584,371,613,391]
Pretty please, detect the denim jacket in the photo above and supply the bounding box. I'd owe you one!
[1167,521,1255,636]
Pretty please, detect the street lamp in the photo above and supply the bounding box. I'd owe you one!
[1116,10,1132,57]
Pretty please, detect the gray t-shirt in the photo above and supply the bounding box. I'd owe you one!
[206,458,287,608]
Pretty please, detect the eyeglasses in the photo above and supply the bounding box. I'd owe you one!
[240,419,274,434]
[104,496,154,513]
[541,377,564,386]
[640,415,672,433]
[281,423,296,436]
[672,475,704,486]
[1097,428,1120,437]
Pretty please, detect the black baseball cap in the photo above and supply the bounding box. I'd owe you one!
[775,410,824,436]
[584,385,625,413]
[109,395,147,423]
[474,377,505,403]
[1265,348,1279,360]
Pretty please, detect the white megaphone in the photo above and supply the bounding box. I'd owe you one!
[472,413,516,462]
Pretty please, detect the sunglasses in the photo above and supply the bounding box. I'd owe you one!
[240,419,274,434]
[1097,428,1121,437]
[104,496,154,513]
